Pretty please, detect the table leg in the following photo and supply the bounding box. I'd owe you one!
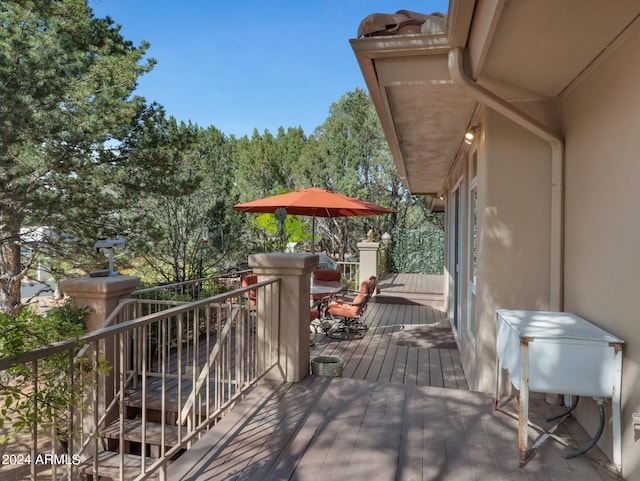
[518,338,530,466]
[612,343,623,473]
[495,354,502,409]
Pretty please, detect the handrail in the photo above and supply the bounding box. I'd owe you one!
[0,277,280,481]
[132,270,251,300]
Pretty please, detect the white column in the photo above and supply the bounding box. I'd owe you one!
[357,241,380,287]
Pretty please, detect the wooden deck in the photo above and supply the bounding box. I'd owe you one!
[378,272,445,295]
[310,274,464,390]
[167,273,619,481]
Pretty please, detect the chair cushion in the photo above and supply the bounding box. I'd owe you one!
[326,279,369,318]
[312,269,342,300]
[326,302,358,318]
[313,269,341,282]
[242,274,258,306]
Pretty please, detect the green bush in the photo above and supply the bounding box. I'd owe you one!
[0,301,94,445]
[0,301,89,356]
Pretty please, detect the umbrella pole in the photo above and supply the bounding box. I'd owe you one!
[311,216,316,254]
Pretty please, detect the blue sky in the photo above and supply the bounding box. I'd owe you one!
[89,1,449,138]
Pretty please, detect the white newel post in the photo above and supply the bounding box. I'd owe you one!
[357,241,380,287]
[249,253,317,382]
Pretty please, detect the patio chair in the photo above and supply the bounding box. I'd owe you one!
[311,269,343,301]
[321,276,376,340]
[241,274,258,306]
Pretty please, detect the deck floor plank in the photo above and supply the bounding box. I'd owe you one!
[293,378,377,481]
[169,376,617,481]
[350,305,390,381]
[429,348,445,388]
[161,273,617,481]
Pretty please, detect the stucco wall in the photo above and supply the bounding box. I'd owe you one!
[462,108,552,393]
[563,24,640,477]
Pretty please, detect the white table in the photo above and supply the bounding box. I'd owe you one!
[495,309,624,471]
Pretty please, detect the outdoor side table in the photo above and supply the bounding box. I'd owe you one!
[495,309,624,473]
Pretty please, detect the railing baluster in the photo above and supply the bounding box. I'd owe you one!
[119,330,126,481]
[193,305,198,435]
[216,303,222,412]
[177,311,183,433]
[92,340,99,479]
[0,276,279,481]
[141,321,147,475]
[66,348,74,480]
[160,314,167,478]
[158,321,166,458]
[160,319,169,446]
[30,360,37,481]
[205,303,211,422]
[227,303,231,400]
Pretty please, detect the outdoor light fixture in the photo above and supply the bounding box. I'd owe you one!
[464,126,480,144]
[94,236,125,276]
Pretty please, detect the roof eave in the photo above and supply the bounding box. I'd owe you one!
[350,34,451,192]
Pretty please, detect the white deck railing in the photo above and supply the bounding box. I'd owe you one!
[337,261,359,286]
[0,278,280,481]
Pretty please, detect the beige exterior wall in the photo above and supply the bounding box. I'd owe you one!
[454,22,640,475]
[563,24,640,476]
[454,108,553,393]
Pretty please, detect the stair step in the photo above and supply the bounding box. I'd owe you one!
[124,387,182,413]
[79,451,165,480]
[124,387,211,408]
[101,418,180,447]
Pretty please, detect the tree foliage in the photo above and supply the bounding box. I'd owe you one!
[0,301,93,444]
[295,88,406,258]
[234,127,307,203]
[0,0,186,312]
[127,120,245,284]
[1,0,433,310]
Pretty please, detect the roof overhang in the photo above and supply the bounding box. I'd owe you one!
[351,1,640,197]
[351,30,476,197]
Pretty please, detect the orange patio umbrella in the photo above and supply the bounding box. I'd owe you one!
[234,187,396,252]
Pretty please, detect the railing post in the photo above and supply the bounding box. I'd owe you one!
[381,232,392,276]
[59,275,140,331]
[59,275,140,456]
[249,253,318,382]
[357,241,381,288]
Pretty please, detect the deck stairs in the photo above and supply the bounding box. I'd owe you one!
[77,300,250,480]
[78,384,184,480]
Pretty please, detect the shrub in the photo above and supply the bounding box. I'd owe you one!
[0,301,94,445]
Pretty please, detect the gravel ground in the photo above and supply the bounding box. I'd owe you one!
[0,427,54,481]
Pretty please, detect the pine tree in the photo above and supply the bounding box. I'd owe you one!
[0,0,178,312]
